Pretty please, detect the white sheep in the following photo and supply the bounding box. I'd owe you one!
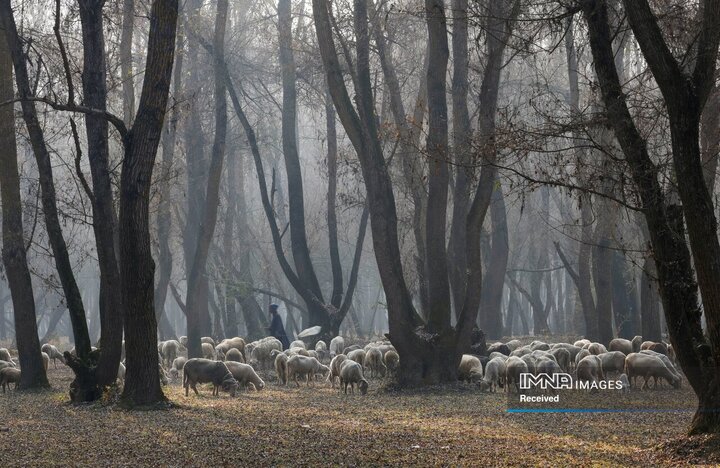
[329,336,345,357]
[273,351,288,385]
[339,360,368,395]
[597,351,626,376]
[628,352,681,389]
[41,351,49,371]
[608,338,633,355]
[224,361,265,391]
[315,340,327,352]
[41,343,65,368]
[246,337,282,369]
[201,342,216,360]
[0,348,11,362]
[384,350,399,377]
[0,367,20,393]
[347,349,366,367]
[458,354,483,383]
[479,357,506,392]
[169,356,187,380]
[286,355,328,387]
[364,347,386,378]
[328,354,347,388]
[289,340,306,350]
[225,348,244,363]
[505,356,528,393]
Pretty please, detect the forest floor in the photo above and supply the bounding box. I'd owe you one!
[0,365,712,466]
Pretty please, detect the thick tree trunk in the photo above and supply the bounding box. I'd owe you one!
[120,0,135,125]
[424,0,452,334]
[78,0,124,390]
[0,24,48,389]
[326,88,343,310]
[119,0,178,407]
[640,256,662,342]
[0,1,93,368]
[612,251,635,338]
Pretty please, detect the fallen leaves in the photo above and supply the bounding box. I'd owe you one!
[0,365,710,466]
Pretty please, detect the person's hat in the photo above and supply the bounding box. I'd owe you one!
[269,303,279,311]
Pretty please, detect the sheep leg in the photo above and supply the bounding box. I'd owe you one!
[642,376,649,391]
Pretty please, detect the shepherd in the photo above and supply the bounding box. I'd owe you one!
[268,303,290,350]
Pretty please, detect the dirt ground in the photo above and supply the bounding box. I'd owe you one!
[0,364,711,467]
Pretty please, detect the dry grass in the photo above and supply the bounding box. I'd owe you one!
[0,365,708,467]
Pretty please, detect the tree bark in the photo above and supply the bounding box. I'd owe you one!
[478,182,508,339]
[424,0,452,334]
[326,87,343,310]
[120,0,135,125]
[119,0,178,407]
[0,21,48,389]
[78,0,125,390]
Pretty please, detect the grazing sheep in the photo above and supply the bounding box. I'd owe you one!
[315,340,327,352]
[520,354,537,375]
[505,340,522,351]
[479,357,506,392]
[648,342,668,355]
[631,336,643,353]
[549,348,571,372]
[625,352,681,390]
[575,349,591,367]
[619,373,630,393]
[510,346,531,358]
[0,348,11,362]
[225,348,244,363]
[201,337,216,347]
[458,354,483,383]
[576,355,604,391]
[487,342,511,356]
[608,338,633,355]
[488,352,509,362]
[0,361,14,372]
[41,344,66,368]
[274,351,289,385]
[117,362,126,382]
[201,342,216,360]
[215,337,246,359]
[329,336,345,357]
[339,360,369,395]
[384,350,399,376]
[639,350,682,387]
[347,349,366,367]
[364,347,386,378]
[587,342,607,355]
[246,337,283,369]
[289,340,306,350]
[285,347,310,357]
[573,339,591,348]
[530,341,550,352]
[224,362,265,391]
[183,358,239,397]
[161,340,183,368]
[328,354,348,389]
[41,352,49,371]
[179,336,188,347]
[505,356,528,393]
[597,351,626,377]
[286,355,328,387]
[169,357,187,381]
[0,367,21,393]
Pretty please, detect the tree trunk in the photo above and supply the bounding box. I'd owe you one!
[78,0,125,390]
[0,23,48,389]
[479,183,508,339]
[326,87,343,310]
[424,0,452,334]
[154,17,184,341]
[448,0,471,314]
[119,0,178,407]
[120,0,135,125]
[185,0,228,358]
[278,0,327,330]
[640,256,662,342]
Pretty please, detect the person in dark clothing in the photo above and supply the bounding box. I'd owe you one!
[267,304,290,350]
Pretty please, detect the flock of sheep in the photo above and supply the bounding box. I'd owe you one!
[0,334,399,398]
[0,333,681,397]
[461,336,683,393]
